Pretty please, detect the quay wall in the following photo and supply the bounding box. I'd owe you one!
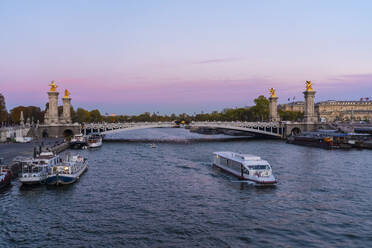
[0,127,30,143]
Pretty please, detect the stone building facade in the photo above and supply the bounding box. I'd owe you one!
[279,100,372,122]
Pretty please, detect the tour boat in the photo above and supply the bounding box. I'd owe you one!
[70,134,88,149]
[0,159,11,189]
[87,133,102,148]
[19,152,61,185]
[46,155,88,186]
[213,151,277,186]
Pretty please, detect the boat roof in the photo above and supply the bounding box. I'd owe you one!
[213,151,269,165]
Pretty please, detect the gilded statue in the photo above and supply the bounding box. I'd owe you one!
[305,80,313,91]
[49,81,58,92]
[64,89,71,98]
[269,88,277,97]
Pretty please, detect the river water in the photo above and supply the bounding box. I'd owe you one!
[1,128,372,247]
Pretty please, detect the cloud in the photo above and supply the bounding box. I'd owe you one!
[194,57,244,64]
[327,73,372,82]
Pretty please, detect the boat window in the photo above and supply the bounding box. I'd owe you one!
[248,165,269,170]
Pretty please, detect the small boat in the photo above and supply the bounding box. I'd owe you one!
[87,133,102,148]
[151,143,156,148]
[47,155,88,186]
[70,134,88,149]
[0,159,11,189]
[213,151,277,186]
[19,152,61,185]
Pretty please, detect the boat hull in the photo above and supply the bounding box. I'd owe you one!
[213,163,277,186]
[47,164,88,186]
[0,172,11,189]
[88,140,102,148]
[70,141,88,149]
[19,176,47,185]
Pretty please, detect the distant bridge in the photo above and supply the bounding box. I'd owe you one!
[83,121,285,138]
[83,122,177,135]
[189,121,283,138]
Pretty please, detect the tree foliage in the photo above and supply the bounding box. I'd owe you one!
[0,93,8,123]
[9,106,43,124]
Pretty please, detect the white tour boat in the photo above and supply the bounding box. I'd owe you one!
[213,151,277,186]
[46,155,88,186]
[70,134,88,149]
[87,133,102,148]
[19,152,61,185]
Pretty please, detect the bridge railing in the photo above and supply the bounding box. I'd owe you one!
[190,121,280,128]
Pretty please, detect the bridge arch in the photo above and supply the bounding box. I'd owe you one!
[63,129,74,138]
[290,127,301,136]
[42,129,49,138]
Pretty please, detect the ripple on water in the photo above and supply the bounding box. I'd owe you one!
[1,129,372,247]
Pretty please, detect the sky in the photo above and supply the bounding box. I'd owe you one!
[1,0,372,115]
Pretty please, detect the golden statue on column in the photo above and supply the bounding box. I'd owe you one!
[305,81,313,91]
[269,88,277,97]
[49,81,58,92]
[64,89,71,98]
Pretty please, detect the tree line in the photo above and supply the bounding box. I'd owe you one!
[0,94,303,126]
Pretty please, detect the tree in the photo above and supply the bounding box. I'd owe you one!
[9,106,43,124]
[0,93,8,123]
[90,109,103,122]
[250,95,269,121]
[75,108,90,123]
[278,109,304,121]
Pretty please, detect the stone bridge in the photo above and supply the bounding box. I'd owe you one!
[82,121,326,139]
[83,122,177,135]
[189,121,283,138]
[82,121,293,138]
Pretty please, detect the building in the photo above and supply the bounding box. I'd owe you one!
[279,100,372,122]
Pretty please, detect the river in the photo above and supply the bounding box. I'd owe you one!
[1,128,372,247]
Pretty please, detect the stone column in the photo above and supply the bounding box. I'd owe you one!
[20,111,25,127]
[269,96,279,122]
[62,97,72,123]
[47,91,59,124]
[303,90,317,123]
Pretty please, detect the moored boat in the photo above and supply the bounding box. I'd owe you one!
[19,152,61,185]
[70,134,88,149]
[0,159,11,189]
[213,151,277,186]
[87,133,102,148]
[47,155,88,186]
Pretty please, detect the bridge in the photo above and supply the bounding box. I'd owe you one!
[83,122,177,135]
[82,121,285,138]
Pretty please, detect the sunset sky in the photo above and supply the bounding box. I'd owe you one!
[1,0,372,114]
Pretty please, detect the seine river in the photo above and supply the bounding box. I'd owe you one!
[1,128,372,247]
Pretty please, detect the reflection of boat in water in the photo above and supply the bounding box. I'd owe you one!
[19,152,61,185]
[87,133,103,148]
[70,134,88,149]
[0,159,11,190]
[213,151,277,186]
[47,155,88,186]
